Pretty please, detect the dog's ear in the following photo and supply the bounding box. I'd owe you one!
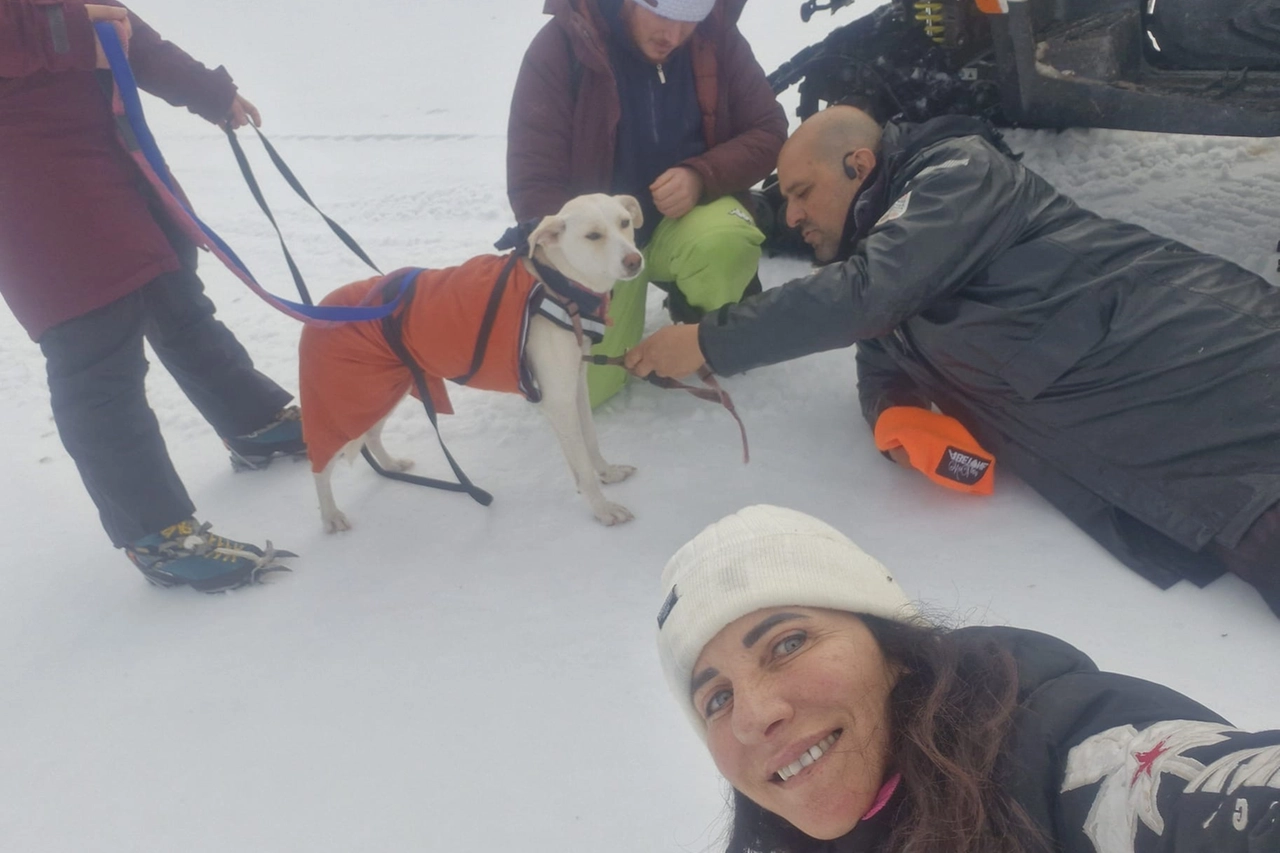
[528,215,566,253]
[615,194,643,231]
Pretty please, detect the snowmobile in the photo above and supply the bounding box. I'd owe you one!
[771,0,1280,134]
[754,0,1280,255]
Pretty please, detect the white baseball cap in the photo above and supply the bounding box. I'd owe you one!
[627,0,717,23]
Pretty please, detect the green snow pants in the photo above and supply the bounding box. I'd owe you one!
[587,195,764,408]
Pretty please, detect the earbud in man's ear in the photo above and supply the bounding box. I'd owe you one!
[843,152,859,180]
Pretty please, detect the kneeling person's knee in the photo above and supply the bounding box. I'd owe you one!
[671,225,763,312]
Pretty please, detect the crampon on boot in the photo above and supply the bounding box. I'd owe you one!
[224,405,307,471]
[125,518,296,592]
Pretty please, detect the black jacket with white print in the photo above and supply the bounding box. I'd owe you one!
[832,627,1280,853]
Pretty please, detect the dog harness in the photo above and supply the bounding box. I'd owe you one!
[299,254,611,479]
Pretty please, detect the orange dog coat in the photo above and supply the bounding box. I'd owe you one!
[299,255,591,473]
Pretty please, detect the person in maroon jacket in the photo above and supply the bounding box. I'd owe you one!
[0,1,299,591]
[507,0,787,406]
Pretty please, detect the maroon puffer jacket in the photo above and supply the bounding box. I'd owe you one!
[0,0,237,341]
[506,0,787,222]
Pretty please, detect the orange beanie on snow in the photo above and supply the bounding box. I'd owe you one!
[873,406,996,495]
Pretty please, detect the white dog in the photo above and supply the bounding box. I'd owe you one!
[298,193,644,531]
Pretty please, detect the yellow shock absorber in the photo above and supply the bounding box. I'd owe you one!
[912,1,946,43]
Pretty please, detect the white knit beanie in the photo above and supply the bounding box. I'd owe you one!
[656,505,917,735]
[627,0,717,23]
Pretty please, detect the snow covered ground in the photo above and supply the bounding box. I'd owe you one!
[2,2,1278,850]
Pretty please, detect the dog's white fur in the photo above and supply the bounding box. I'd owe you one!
[313,193,645,531]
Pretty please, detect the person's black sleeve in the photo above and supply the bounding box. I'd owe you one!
[698,138,1032,377]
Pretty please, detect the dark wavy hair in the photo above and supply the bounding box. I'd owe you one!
[722,615,1047,853]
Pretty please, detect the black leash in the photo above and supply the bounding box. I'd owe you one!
[449,254,520,385]
[362,270,495,506]
[222,127,502,503]
[223,124,383,307]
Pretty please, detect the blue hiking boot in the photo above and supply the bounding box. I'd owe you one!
[224,405,307,471]
[124,518,296,592]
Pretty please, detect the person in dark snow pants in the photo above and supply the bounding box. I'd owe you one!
[627,105,1280,619]
[0,1,303,590]
[657,505,1280,853]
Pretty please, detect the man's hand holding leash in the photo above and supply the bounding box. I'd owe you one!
[625,323,706,379]
[623,325,750,463]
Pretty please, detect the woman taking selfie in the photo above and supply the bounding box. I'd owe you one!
[655,505,1280,853]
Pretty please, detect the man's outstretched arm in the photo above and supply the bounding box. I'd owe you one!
[628,136,1036,379]
[622,264,866,380]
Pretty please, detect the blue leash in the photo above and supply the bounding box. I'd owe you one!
[94,21,409,323]
[97,23,498,504]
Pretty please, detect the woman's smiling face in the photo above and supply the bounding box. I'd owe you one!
[691,607,899,840]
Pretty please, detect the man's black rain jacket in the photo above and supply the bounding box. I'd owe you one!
[698,117,1280,589]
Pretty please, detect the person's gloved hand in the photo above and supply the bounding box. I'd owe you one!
[873,406,995,495]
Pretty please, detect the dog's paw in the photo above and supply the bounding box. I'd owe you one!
[323,511,352,534]
[598,464,636,485]
[593,501,634,526]
[386,457,415,473]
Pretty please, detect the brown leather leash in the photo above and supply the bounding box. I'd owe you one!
[585,354,750,464]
